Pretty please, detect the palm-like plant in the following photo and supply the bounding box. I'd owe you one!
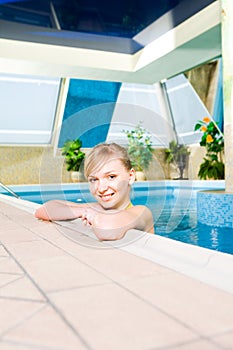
[61,139,85,172]
[165,140,190,179]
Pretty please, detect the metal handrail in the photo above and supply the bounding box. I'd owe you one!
[0,182,20,199]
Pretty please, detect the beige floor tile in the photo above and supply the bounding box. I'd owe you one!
[0,256,8,264]
[56,220,147,250]
[31,220,67,240]
[0,221,23,232]
[122,272,233,336]
[213,330,233,349]
[3,305,87,350]
[0,227,40,244]
[52,233,106,255]
[0,211,14,222]
[31,224,170,283]
[54,238,169,283]
[2,200,233,350]
[12,217,49,232]
[0,205,29,217]
[0,341,42,350]
[25,255,110,292]
[0,273,22,288]
[49,283,197,350]
[0,211,9,219]
[0,299,45,335]
[56,223,107,249]
[0,257,24,274]
[4,240,66,264]
[55,224,113,249]
[0,276,46,301]
[0,246,8,256]
[171,339,221,350]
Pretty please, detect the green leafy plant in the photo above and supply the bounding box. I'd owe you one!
[198,158,224,180]
[194,117,224,179]
[61,138,85,172]
[123,123,153,172]
[165,140,190,179]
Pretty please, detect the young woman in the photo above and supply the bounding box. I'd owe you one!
[35,143,154,240]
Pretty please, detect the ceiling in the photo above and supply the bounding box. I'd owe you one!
[0,0,181,37]
[0,0,221,83]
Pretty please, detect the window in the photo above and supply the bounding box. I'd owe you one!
[0,73,60,144]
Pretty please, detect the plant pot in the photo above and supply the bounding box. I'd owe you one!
[135,171,146,181]
[71,171,81,182]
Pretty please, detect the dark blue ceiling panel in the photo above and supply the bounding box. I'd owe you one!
[0,0,217,38]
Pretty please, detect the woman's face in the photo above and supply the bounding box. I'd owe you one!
[87,158,135,210]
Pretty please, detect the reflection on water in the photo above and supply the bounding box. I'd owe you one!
[132,187,233,255]
[152,193,233,255]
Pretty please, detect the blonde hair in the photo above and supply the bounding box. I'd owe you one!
[84,143,132,178]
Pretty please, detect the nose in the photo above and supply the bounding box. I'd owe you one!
[97,179,108,193]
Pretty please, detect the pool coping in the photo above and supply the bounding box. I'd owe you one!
[1,191,233,295]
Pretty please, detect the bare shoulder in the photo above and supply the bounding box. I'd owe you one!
[130,204,152,215]
[129,205,154,233]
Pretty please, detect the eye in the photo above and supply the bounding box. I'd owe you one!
[108,174,116,180]
[88,177,97,183]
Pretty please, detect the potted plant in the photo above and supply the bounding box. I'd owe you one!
[61,138,85,182]
[123,123,153,181]
[194,117,224,179]
[165,140,190,179]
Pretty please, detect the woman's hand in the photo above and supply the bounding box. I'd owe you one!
[81,207,99,226]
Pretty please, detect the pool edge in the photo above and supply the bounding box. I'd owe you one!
[1,193,233,295]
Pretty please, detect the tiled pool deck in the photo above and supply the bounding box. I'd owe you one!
[1,195,233,350]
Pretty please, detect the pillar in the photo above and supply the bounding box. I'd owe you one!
[221,0,233,192]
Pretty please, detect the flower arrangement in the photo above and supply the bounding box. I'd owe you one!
[123,123,153,172]
[194,117,224,179]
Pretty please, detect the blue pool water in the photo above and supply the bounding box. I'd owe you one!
[2,181,233,255]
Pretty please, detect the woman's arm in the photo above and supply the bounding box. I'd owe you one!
[35,201,154,240]
[34,200,96,221]
[83,205,154,240]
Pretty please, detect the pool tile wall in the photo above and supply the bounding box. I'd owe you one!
[0,145,205,184]
[197,191,233,228]
[0,146,70,185]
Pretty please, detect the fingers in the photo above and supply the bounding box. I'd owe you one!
[81,209,93,226]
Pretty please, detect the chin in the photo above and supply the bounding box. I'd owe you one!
[99,197,120,209]
[100,201,115,209]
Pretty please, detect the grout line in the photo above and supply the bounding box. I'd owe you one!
[0,274,24,289]
[152,336,225,350]
[0,295,46,303]
[24,223,209,340]
[0,303,47,339]
[2,202,233,349]
[46,280,113,295]
[0,242,94,350]
[1,338,75,350]
[0,271,23,276]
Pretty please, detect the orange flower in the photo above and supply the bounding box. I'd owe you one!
[203,117,211,123]
[206,134,214,143]
[201,126,207,132]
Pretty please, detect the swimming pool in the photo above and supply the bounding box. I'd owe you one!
[2,180,232,254]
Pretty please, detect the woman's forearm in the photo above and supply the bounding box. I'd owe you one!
[34,200,87,221]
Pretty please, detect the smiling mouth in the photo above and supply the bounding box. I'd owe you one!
[99,193,114,201]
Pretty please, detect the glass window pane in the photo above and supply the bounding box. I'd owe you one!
[0,73,60,144]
